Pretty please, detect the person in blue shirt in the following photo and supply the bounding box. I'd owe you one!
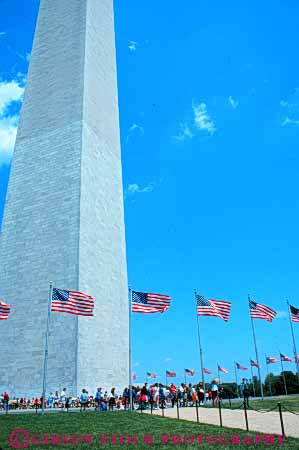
[47,392,54,408]
[95,387,102,411]
[240,378,250,407]
[80,389,89,412]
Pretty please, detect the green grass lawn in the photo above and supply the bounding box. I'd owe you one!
[0,411,298,450]
[216,396,299,412]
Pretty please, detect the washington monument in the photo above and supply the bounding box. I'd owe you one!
[0,0,129,397]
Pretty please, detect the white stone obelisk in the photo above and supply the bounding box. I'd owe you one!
[0,0,129,397]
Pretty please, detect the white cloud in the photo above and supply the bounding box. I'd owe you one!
[0,79,24,115]
[172,123,194,142]
[133,362,140,367]
[193,102,216,135]
[164,357,172,362]
[126,123,144,142]
[0,79,25,164]
[0,32,6,37]
[276,310,289,319]
[128,41,138,52]
[280,100,288,108]
[127,182,155,195]
[228,96,239,109]
[282,117,299,127]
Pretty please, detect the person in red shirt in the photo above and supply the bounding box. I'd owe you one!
[2,391,9,413]
[169,383,177,408]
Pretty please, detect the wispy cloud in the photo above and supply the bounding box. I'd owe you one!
[0,78,25,164]
[133,362,140,367]
[280,89,299,127]
[126,123,144,142]
[128,41,138,52]
[127,182,155,195]
[193,102,216,135]
[173,101,216,143]
[280,100,289,108]
[276,310,289,319]
[164,357,172,362]
[0,32,6,37]
[282,117,299,127]
[172,123,194,142]
[228,96,239,109]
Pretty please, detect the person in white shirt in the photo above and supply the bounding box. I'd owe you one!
[60,387,67,409]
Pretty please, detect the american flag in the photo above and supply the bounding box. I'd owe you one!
[132,291,171,314]
[295,355,299,364]
[280,353,292,363]
[250,359,261,368]
[184,368,195,376]
[203,368,212,374]
[147,372,157,379]
[196,295,231,322]
[290,305,299,323]
[236,362,248,371]
[51,288,94,316]
[249,300,276,322]
[218,365,229,374]
[132,374,138,380]
[266,356,278,364]
[0,301,11,320]
[166,371,176,377]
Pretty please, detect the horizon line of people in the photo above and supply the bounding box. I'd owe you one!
[1,378,251,412]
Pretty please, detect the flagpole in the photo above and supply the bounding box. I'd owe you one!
[128,287,133,411]
[250,359,256,398]
[279,351,288,396]
[194,290,205,398]
[42,282,53,413]
[265,356,272,396]
[234,362,239,397]
[217,364,221,385]
[248,294,264,399]
[287,300,299,380]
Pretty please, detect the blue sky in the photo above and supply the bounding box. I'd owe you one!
[1,0,299,385]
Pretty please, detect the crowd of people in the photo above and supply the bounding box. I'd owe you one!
[1,378,250,412]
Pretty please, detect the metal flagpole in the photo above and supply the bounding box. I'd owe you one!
[217,364,221,385]
[128,287,133,411]
[279,351,288,396]
[248,295,264,399]
[234,362,239,397]
[287,300,299,380]
[42,282,53,413]
[265,355,272,396]
[250,360,256,398]
[194,290,205,398]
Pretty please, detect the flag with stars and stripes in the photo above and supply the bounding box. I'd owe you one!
[147,372,157,379]
[184,368,195,376]
[250,359,261,368]
[196,294,231,322]
[266,356,278,364]
[132,374,138,380]
[51,288,94,316]
[218,365,229,374]
[236,362,248,371]
[249,300,276,322]
[290,304,299,323]
[0,301,11,320]
[203,368,212,374]
[280,353,292,362]
[166,371,176,377]
[132,291,171,314]
[295,355,299,364]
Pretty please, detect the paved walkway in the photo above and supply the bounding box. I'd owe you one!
[144,407,299,439]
